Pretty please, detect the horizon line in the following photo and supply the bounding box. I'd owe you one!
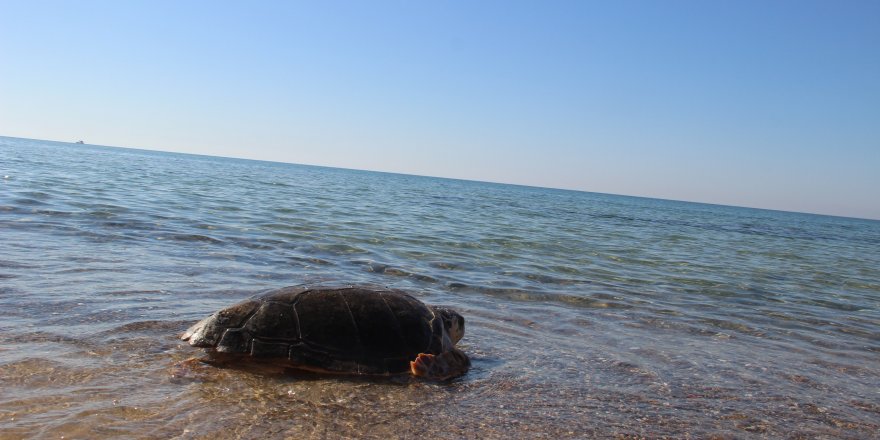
[3,133,877,222]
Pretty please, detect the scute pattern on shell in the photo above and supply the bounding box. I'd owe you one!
[185,285,446,375]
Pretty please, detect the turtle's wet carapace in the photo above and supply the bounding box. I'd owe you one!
[181,285,470,381]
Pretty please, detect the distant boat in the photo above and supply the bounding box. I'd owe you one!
[75,140,84,144]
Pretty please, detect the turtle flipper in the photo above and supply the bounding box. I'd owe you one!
[410,348,470,380]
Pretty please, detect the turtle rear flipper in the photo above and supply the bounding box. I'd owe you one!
[410,348,470,381]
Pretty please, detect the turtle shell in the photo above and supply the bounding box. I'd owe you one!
[182,286,446,375]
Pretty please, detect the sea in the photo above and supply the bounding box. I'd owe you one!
[1,135,879,439]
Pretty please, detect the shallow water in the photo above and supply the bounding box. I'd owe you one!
[1,136,879,439]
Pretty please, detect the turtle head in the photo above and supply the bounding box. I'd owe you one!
[434,307,465,344]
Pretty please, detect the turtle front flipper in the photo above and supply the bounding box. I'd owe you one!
[410,348,470,380]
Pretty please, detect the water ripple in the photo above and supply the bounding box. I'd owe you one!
[1,137,879,438]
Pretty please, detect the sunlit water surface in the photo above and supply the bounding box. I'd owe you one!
[1,136,879,439]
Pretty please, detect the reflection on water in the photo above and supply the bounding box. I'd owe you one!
[1,136,879,438]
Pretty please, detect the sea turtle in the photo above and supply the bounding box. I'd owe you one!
[181,285,470,380]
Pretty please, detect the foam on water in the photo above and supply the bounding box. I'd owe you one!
[1,136,879,438]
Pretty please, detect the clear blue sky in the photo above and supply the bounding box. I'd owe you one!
[2,1,878,219]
